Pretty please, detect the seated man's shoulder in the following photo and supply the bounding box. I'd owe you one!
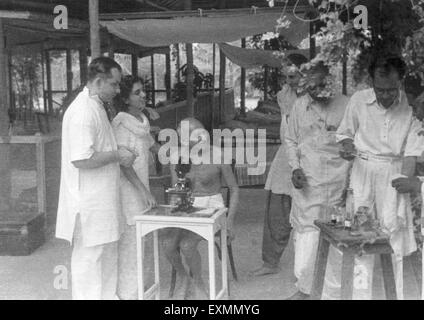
[210,145,233,166]
[332,94,350,108]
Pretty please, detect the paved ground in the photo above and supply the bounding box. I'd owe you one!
[0,188,422,300]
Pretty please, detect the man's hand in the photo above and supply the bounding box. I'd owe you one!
[143,192,157,208]
[227,220,235,242]
[117,147,136,167]
[292,168,307,189]
[392,177,422,194]
[339,139,356,161]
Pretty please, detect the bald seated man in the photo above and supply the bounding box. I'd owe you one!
[161,117,239,299]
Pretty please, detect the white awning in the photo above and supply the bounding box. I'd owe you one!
[100,12,309,47]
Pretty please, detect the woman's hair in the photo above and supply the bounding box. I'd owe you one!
[113,75,144,113]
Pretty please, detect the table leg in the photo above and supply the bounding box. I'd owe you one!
[310,236,330,300]
[153,230,160,300]
[221,217,228,299]
[136,224,144,300]
[380,253,397,300]
[208,228,216,300]
[340,251,355,300]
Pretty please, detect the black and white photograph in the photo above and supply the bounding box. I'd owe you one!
[1,0,424,304]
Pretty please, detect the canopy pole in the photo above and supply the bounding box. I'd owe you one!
[264,66,268,101]
[79,47,88,84]
[185,44,194,117]
[211,43,216,130]
[108,34,115,58]
[150,55,156,107]
[45,50,53,115]
[219,49,226,125]
[131,54,138,77]
[0,18,12,213]
[185,0,194,117]
[165,51,172,101]
[0,19,8,135]
[89,0,101,59]
[66,48,73,96]
[176,44,181,83]
[240,38,246,116]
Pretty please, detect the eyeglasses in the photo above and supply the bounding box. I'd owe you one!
[373,86,400,96]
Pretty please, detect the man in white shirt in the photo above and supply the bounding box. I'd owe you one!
[285,62,350,300]
[332,56,421,299]
[56,57,136,300]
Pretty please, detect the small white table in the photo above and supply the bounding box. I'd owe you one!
[134,205,228,300]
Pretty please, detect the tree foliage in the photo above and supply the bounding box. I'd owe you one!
[299,0,424,96]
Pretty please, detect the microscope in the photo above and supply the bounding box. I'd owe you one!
[165,160,195,213]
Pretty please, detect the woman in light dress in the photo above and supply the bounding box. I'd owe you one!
[112,75,159,300]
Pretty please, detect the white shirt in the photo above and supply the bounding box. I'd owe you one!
[56,87,121,247]
[286,94,350,173]
[285,94,351,230]
[276,84,298,141]
[336,88,423,157]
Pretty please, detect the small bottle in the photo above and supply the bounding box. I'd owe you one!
[344,188,354,230]
[330,212,337,225]
[331,205,341,225]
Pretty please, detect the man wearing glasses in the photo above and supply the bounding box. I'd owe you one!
[327,56,422,299]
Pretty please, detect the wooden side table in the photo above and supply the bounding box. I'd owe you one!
[311,220,397,300]
[134,205,228,300]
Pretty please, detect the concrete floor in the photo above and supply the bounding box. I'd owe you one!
[0,188,422,300]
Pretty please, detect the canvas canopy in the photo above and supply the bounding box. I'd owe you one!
[100,12,309,47]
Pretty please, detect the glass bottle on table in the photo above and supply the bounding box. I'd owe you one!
[344,188,354,230]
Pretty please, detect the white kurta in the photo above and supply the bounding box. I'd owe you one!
[285,94,350,294]
[285,94,351,232]
[56,87,121,247]
[112,112,155,226]
[264,84,297,195]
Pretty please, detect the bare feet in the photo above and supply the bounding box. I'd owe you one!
[252,265,280,277]
[171,273,191,300]
[186,278,209,300]
[286,291,310,300]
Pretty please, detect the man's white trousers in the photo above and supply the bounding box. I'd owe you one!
[71,216,118,300]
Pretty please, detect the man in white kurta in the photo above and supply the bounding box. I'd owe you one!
[285,69,350,299]
[333,56,421,299]
[56,57,135,300]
